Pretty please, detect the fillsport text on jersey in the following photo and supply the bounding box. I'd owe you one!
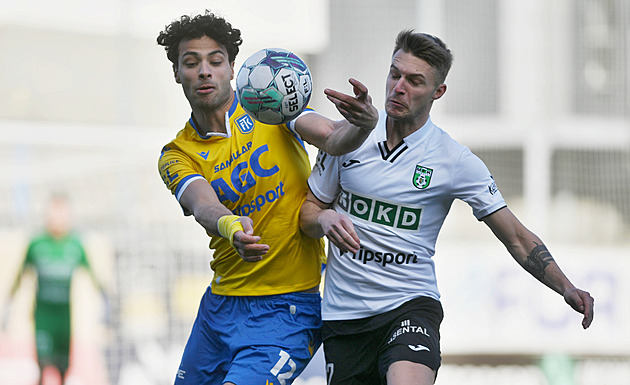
[232,181,285,216]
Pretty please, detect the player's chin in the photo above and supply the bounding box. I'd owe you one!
[385,104,406,117]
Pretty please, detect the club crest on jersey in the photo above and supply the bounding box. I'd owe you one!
[413,165,433,189]
[236,114,255,134]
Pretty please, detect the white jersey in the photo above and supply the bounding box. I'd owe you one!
[308,111,506,320]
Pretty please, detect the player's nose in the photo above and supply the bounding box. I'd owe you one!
[393,78,406,93]
[198,60,212,78]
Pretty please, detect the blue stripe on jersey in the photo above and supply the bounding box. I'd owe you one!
[188,116,201,137]
[228,93,239,117]
[287,126,306,150]
[175,174,205,200]
[286,109,316,151]
[188,117,219,140]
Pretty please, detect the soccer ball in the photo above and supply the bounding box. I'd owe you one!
[236,48,312,125]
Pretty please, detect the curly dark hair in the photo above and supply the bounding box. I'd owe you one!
[157,10,243,66]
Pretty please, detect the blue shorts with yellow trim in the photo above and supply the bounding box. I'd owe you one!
[174,286,322,385]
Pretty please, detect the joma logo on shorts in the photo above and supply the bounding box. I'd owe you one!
[337,188,422,231]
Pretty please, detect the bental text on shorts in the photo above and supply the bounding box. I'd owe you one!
[388,320,430,344]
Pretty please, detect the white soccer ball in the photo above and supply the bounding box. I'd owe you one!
[236,48,312,125]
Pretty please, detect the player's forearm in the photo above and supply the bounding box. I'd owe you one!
[511,238,575,296]
[484,208,575,296]
[505,228,594,328]
[299,201,327,239]
[192,204,234,238]
[323,120,372,156]
[179,181,236,238]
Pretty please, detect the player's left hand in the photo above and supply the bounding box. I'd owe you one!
[324,78,378,132]
[563,287,594,329]
[319,209,360,254]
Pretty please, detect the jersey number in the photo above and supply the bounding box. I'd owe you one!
[326,363,334,384]
[270,350,296,385]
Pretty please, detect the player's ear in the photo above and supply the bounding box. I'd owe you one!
[173,64,181,84]
[230,61,235,80]
[432,83,447,100]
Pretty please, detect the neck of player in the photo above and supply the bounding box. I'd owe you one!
[386,114,429,148]
[191,92,235,136]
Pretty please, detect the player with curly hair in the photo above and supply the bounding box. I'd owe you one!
[157,12,242,68]
[156,10,378,385]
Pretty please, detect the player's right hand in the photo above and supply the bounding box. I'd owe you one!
[324,78,378,132]
[319,210,360,254]
[232,216,269,262]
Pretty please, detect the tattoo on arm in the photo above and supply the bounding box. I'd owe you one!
[523,242,554,280]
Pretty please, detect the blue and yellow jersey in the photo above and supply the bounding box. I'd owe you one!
[158,95,324,296]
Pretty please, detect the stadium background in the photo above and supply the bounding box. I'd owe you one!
[0,0,629,384]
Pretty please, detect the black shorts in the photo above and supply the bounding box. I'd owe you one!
[322,296,443,385]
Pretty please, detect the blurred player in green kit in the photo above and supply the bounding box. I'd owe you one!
[6,193,105,385]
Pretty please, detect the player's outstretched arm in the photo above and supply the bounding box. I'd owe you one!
[180,179,269,262]
[294,78,378,155]
[300,190,360,254]
[482,207,594,329]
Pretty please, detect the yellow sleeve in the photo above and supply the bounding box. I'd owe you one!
[158,145,205,201]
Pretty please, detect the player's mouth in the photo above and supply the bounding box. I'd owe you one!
[196,84,215,94]
[387,98,406,110]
